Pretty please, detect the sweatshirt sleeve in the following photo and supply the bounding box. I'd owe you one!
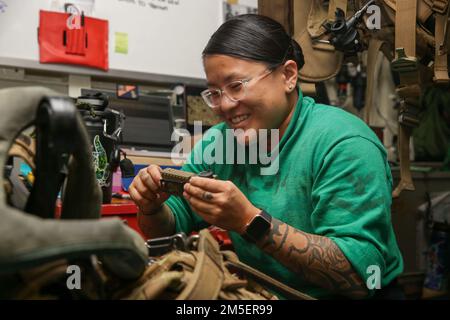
[310,136,403,295]
[165,129,219,234]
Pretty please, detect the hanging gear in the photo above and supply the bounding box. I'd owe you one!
[76,92,124,204]
[288,0,450,197]
[323,0,376,54]
[293,0,349,83]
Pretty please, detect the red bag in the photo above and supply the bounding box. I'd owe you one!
[38,10,109,71]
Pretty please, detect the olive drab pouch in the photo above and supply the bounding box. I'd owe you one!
[293,0,348,83]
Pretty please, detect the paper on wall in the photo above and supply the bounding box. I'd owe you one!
[49,0,95,15]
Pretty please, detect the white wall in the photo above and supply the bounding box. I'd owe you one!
[0,0,223,82]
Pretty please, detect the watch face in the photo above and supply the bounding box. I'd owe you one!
[246,212,271,241]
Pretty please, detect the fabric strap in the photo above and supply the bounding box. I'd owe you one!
[364,39,385,125]
[176,230,224,299]
[222,250,316,300]
[433,1,450,83]
[391,0,420,198]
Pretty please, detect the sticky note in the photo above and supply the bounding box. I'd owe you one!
[115,32,128,54]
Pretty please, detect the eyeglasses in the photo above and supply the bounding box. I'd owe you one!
[201,68,274,109]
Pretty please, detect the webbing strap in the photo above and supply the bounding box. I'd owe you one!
[394,0,417,70]
[392,0,420,197]
[176,230,224,300]
[222,251,316,300]
[391,0,419,88]
[434,4,450,83]
[418,0,434,23]
[392,125,414,198]
[364,39,385,125]
[299,83,317,95]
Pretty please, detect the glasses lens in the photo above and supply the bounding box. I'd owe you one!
[201,90,221,108]
[224,81,245,101]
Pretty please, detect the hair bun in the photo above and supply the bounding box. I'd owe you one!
[203,14,305,71]
[290,38,305,70]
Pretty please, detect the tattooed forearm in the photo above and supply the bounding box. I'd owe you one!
[261,220,279,249]
[257,218,368,299]
[262,219,287,253]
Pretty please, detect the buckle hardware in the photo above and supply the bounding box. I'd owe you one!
[146,232,201,257]
[391,48,418,73]
[432,0,448,14]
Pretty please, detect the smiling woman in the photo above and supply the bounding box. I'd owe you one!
[129,14,404,300]
[201,14,304,142]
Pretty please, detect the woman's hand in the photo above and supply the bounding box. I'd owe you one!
[183,177,260,233]
[128,165,170,214]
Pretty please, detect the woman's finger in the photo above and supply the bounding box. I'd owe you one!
[138,168,159,193]
[189,176,224,192]
[184,192,217,215]
[184,183,218,202]
[129,186,151,207]
[132,177,157,201]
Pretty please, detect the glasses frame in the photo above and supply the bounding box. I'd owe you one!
[201,68,274,109]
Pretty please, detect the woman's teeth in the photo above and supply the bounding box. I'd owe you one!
[231,114,250,124]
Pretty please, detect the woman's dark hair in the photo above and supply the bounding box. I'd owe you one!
[202,14,304,71]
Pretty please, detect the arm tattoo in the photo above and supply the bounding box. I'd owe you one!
[257,218,368,299]
[262,219,286,253]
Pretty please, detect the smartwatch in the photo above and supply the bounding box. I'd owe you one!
[242,210,272,243]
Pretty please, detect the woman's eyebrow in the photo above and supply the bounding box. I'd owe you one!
[207,72,245,87]
[224,72,245,83]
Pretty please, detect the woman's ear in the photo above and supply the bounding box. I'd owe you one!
[283,60,298,92]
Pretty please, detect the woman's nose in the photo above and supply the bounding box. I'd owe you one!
[219,94,239,112]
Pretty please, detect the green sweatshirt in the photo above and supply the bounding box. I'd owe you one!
[165,90,403,299]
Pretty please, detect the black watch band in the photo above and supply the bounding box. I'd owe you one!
[242,210,272,243]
